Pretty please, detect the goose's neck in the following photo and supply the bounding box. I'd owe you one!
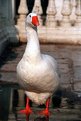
[24,26,41,62]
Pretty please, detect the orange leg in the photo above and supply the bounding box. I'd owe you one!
[19,98,32,121]
[38,98,51,120]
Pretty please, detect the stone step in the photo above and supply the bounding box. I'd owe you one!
[8,113,81,121]
[8,107,81,121]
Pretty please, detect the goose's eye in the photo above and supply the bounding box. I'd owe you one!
[29,15,31,17]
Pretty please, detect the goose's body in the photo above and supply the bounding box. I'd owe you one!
[17,13,59,118]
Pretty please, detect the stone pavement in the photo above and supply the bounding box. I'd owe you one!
[8,107,81,121]
[0,44,26,85]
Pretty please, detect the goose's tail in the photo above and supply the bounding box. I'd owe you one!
[25,91,51,105]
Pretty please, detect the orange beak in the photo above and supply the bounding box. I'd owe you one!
[32,16,39,26]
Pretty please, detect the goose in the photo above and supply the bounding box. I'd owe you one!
[17,13,59,120]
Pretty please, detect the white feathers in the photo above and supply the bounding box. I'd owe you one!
[17,13,59,105]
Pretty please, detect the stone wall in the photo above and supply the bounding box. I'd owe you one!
[0,0,19,56]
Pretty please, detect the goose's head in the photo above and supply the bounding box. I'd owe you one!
[26,13,39,27]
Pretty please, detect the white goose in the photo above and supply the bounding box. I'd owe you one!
[17,13,59,119]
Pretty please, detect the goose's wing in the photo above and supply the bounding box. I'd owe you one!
[42,54,57,70]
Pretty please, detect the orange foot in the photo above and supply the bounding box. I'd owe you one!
[38,108,51,116]
[19,105,32,115]
[19,98,32,121]
[38,98,51,119]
